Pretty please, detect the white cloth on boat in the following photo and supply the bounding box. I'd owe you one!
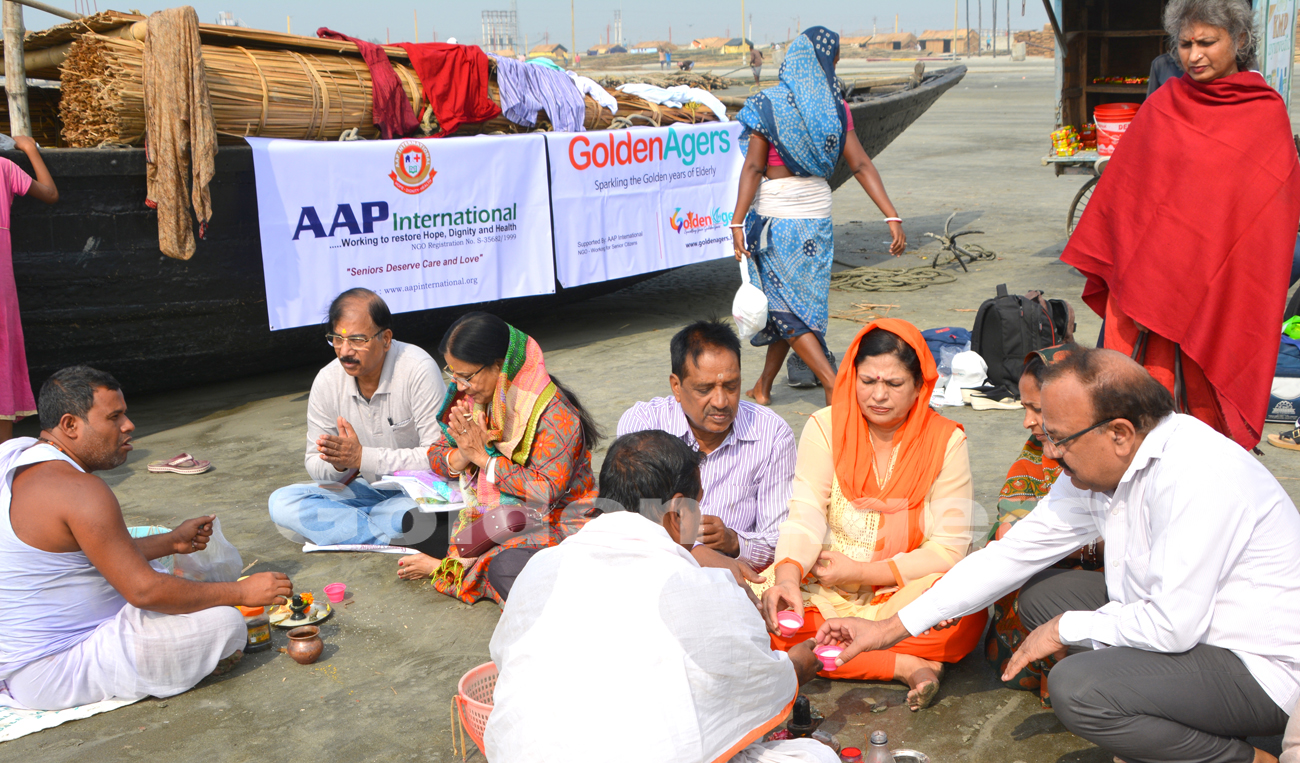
[484,511,798,762]
[0,602,245,710]
[752,176,833,220]
[566,71,618,114]
[616,83,730,122]
[732,739,841,763]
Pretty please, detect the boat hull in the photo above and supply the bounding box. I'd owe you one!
[7,65,966,393]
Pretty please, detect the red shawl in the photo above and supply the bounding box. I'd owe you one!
[317,29,418,140]
[396,43,501,137]
[1061,72,1300,447]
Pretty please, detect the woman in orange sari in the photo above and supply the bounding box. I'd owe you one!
[760,319,986,711]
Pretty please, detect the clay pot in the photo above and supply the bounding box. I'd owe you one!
[285,626,323,665]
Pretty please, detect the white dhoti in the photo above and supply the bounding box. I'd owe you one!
[732,739,842,763]
[0,603,245,711]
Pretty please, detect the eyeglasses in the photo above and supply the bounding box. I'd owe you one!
[1041,417,1117,451]
[325,332,380,349]
[444,363,488,386]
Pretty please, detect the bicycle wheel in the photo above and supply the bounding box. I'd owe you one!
[1067,176,1099,236]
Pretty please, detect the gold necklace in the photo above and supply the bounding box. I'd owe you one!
[866,428,899,489]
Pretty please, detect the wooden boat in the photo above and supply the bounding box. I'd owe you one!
[7,65,965,393]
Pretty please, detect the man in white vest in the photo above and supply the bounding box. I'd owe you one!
[0,366,292,710]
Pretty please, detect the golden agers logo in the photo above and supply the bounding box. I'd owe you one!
[390,141,436,194]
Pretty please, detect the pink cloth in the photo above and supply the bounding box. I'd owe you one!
[0,158,35,420]
[767,102,854,167]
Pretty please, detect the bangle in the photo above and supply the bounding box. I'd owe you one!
[727,223,745,228]
[883,217,903,223]
[445,450,462,477]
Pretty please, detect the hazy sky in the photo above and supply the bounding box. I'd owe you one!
[21,1,1051,49]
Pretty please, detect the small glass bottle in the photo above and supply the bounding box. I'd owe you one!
[863,731,892,763]
[237,605,272,653]
[840,748,864,763]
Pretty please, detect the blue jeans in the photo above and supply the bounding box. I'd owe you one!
[267,479,417,546]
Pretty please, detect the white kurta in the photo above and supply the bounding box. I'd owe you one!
[485,512,813,763]
[899,414,1300,712]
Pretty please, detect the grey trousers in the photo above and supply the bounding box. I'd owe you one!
[1018,568,1289,763]
[486,547,541,602]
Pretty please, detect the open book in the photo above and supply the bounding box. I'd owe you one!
[369,470,466,514]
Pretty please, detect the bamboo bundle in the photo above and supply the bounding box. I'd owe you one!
[59,33,426,147]
[0,87,63,146]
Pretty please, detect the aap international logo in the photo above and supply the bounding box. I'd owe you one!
[390,141,436,194]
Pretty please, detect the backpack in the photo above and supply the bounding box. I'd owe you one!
[971,284,1077,388]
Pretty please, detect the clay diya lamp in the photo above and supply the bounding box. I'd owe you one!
[324,583,346,603]
[286,625,323,665]
[812,644,843,672]
[776,610,804,638]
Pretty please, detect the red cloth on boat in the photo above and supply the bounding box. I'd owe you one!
[396,43,501,138]
[317,28,418,140]
[1060,72,1300,449]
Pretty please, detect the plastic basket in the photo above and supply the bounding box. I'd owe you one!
[455,661,497,757]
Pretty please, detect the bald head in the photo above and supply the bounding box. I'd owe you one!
[1041,347,1175,435]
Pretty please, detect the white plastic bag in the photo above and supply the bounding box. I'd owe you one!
[732,259,768,342]
[172,517,243,582]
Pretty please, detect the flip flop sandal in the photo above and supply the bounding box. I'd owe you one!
[147,453,213,475]
[1267,426,1300,451]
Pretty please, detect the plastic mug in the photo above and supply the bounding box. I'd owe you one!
[776,611,804,638]
[813,644,843,671]
[324,583,347,603]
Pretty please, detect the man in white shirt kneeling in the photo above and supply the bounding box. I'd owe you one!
[818,348,1300,763]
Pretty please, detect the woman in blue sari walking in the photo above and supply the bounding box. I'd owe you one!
[732,27,906,406]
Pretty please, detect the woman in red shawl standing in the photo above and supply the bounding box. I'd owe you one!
[1061,0,1300,450]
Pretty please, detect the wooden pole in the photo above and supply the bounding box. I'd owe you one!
[3,0,29,138]
[414,9,419,44]
[739,0,745,65]
[8,0,77,21]
[954,0,959,56]
[285,15,289,34]
[570,0,576,68]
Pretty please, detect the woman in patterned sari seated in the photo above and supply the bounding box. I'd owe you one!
[983,344,1101,707]
[396,312,600,605]
[760,319,986,711]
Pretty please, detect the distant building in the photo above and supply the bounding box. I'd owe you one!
[631,40,675,54]
[529,43,570,65]
[866,32,919,51]
[918,29,977,54]
[586,44,628,56]
[840,36,874,48]
[690,36,731,50]
[721,37,755,54]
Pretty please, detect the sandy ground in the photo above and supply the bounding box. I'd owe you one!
[7,57,1300,762]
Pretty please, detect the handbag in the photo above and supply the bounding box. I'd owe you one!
[451,506,536,558]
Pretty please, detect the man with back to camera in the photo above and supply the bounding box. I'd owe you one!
[268,288,447,549]
[0,366,292,710]
[485,430,836,763]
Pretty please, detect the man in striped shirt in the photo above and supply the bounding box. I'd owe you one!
[617,319,797,571]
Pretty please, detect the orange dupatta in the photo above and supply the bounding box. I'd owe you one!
[831,319,963,561]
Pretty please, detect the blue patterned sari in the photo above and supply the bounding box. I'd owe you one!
[736,28,846,351]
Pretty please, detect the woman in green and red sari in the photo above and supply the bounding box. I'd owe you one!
[983,343,1102,707]
[396,312,600,605]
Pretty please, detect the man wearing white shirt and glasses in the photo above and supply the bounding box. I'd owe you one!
[816,348,1300,763]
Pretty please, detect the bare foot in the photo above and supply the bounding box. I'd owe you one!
[745,381,772,406]
[895,653,943,711]
[210,650,243,677]
[397,552,439,580]
[789,640,822,685]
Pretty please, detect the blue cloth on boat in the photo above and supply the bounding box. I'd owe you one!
[491,54,586,132]
[736,27,845,178]
[744,210,833,350]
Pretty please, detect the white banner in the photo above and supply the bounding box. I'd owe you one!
[545,122,744,288]
[1259,0,1297,107]
[248,135,555,331]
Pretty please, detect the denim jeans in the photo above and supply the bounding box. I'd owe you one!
[267,478,417,546]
